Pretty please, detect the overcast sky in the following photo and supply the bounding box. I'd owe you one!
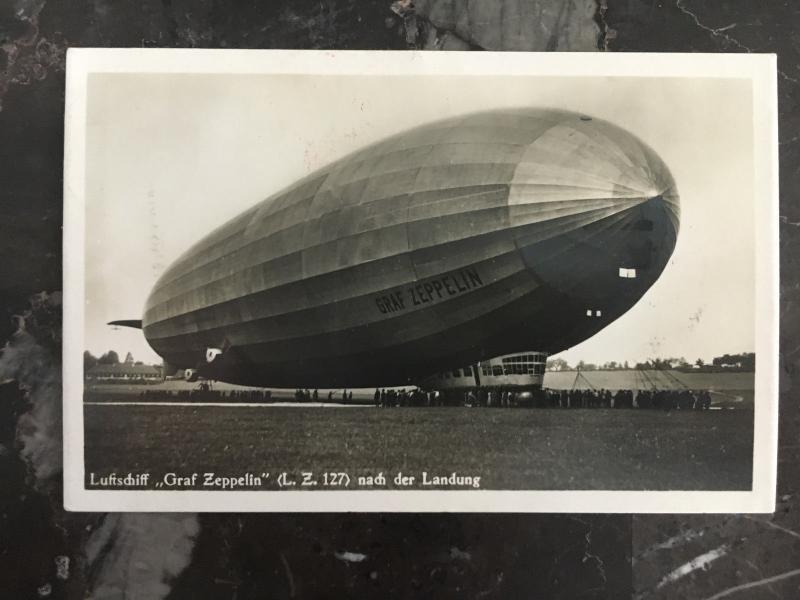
[84,72,754,368]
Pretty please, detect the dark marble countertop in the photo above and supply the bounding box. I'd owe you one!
[0,1,797,598]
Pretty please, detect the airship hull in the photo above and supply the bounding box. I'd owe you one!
[142,109,679,388]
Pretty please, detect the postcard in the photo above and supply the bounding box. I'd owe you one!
[63,49,778,512]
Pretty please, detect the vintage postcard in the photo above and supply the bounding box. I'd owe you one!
[63,49,778,512]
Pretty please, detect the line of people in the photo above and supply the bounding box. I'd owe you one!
[377,387,715,409]
[136,388,274,402]
[635,389,712,410]
[467,387,713,409]
[130,386,714,410]
[374,388,433,407]
[294,389,355,403]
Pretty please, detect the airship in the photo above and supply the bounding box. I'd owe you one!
[114,108,679,389]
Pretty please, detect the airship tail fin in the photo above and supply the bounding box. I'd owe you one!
[108,319,143,329]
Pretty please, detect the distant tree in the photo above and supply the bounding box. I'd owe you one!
[83,350,99,371]
[623,361,630,370]
[695,358,705,367]
[134,361,144,366]
[602,361,618,370]
[662,357,690,369]
[98,350,120,365]
[635,359,665,369]
[712,352,755,370]
[712,354,731,367]
[582,363,597,371]
[124,352,135,364]
[650,358,675,370]
[546,358,570,371]
[635,356,698,370]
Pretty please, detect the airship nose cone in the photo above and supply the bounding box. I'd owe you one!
[507,114,680,349]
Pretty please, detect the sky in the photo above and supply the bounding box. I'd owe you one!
[84,72,755,368]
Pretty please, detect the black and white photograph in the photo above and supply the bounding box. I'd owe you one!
[63,50,778,512]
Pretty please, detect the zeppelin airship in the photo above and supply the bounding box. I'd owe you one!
[116,108,679,389]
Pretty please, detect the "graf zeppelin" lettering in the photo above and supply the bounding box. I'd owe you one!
[374,266,484,315]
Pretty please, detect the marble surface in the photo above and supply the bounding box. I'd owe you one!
[0,1,797,598]
[608,3,800,598]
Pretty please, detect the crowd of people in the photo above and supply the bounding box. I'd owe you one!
[533,387,712,410]
[135,387,361,404]
[374,388,433,407]
[136,387,274,403]
[128,385,714,410]
[375,386,714,410]
[293,389,355,403]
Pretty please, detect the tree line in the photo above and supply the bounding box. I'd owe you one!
[83,350,148,370]
[546,352,755,372]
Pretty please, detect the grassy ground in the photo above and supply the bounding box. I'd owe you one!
[543,370,755,400]
[84,405,753,491]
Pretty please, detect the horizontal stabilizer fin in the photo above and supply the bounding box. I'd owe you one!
[108,319,143,329]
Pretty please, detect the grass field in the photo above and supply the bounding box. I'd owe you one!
[543,369,754,391]
[84,405,753,491]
